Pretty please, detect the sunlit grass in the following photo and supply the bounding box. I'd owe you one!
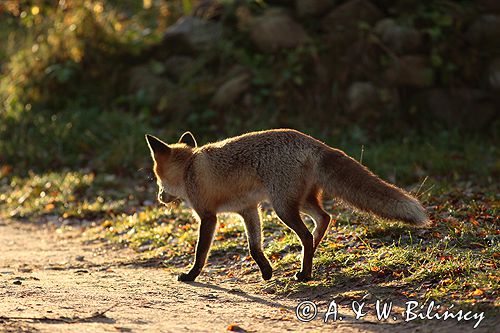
[0,171,151,222]
[0,139,497,312]
[79,176,498,309]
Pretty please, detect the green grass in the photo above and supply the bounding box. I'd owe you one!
[85,178,497,312]
[0,131,498,322]
[337,130,498,185]
[0,107,155,174]
[1,151,498,313]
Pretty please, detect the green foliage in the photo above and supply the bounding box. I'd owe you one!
[338,130,498,184]
[0,107,153,173]
[0,171,125,220]
[0,1,174,173]
[402,1,473,84]
[0,0,498,175]
[0,1,164,114]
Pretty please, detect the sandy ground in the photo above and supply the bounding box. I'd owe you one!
[0,219,498,333]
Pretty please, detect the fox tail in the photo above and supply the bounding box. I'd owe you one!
[318,149,429,226]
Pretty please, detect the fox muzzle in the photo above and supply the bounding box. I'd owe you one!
[158,190,179,206]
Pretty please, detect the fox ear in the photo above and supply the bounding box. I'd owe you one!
[145,134,170,157]
[178,131,197,148]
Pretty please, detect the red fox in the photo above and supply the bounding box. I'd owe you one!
[145,129,428,282]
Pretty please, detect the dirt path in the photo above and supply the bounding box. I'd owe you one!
[0,220,497,333]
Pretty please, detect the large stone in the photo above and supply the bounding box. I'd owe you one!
[374,18,421,54]
[162,16,222,52]
[488,58,500,91]
[385,56,434,87]
[465,14,500,48]
[347,81,379,111]
[129,64,173,106]
[477,0,500,14]
[163,56,194,81]
[322,0,384,34]
[235,5,254,31]
[266,0,295,5]
[250,9,310,53]
[419,89,454,125]
[418,89,498,130]
[296,0,333,17]
[212,73,251,107]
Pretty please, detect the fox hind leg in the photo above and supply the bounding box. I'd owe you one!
[272,199,314,282]
[240,207,273,280]
[302,189,331,252]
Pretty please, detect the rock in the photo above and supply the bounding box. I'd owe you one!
[250,9,310,53]
[143,200,154,206]
[235,5,254,31]
[465,15,500,48]
[418,89,498,130]
[18,266,32,273]
[163,56,194,81]
[419,89,454,124]
[374,18,421,53]
[162,16,222,52]
[226,323,246,332]
[265,0,295,6]
[458,90,498,131]
[347,81,379,111]
[138,244,151,252]
[212,73,251,107]
[129,64,173,106]
[296,0,333,17]
[477,0,500,14]
[322,0,384,34]
[13,280,22,285]
[488,58,500,90]
[385,56,434,87]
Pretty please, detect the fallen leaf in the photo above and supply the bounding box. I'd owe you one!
[44,203,55,211]
[470,218,479,226]
[440,278,453,285]
[470,289,484,297]
[227,323,246,332]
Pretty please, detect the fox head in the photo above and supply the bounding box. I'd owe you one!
[145,132,197,205]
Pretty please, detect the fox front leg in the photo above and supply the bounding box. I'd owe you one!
[178,214,217,282]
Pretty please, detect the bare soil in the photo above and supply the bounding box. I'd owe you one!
[0,220,497,333]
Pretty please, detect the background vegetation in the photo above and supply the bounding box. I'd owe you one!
[0,0,498,317]
[0,0,498,176]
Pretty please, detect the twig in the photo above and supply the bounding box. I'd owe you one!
[0,303,119,324]
[414,176,428,196]
[359,145,364,165]
[0,315,73,323]
[417,184,435,200]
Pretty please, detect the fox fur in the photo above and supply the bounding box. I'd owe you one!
[146,129,428,282]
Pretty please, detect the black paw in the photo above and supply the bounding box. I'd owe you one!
[294,271,312,282]
[177,272,197,282]
[261,266,273,281]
